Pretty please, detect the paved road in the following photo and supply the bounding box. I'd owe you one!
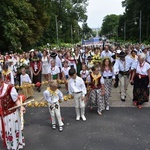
[3,107,149,150]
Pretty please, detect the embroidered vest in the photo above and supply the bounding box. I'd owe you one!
[0,84,16,116]
[90,74,101,89]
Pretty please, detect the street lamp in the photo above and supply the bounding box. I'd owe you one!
[123,11,142,43]
[55,15,62,46]
[134,10,142,43]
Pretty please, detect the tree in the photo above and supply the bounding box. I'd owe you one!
[100,14,120,37]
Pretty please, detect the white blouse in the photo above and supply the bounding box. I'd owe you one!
[20,74,32,85]
[61,67,70,76]
[103,70,115,79]
[49,66,60,75]
[136,62,150,75]
[80,70,89,79]
[0,83,18,102]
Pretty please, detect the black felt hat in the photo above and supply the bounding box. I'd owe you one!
[50,52,57,58]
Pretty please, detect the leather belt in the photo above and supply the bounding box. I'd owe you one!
[103,76,112,79]
[73,91,82,94]
[119,71,129,75]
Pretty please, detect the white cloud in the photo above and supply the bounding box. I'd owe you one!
[86,0,125,28]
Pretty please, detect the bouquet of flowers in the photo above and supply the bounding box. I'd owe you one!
[91,55,102,64]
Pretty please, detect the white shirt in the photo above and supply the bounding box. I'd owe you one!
[101,50,113,59]
[68,76,87,96]
[61,67,70,76]
[102,70,115,79]
[113,56,133,74]
[0,83,18,102]
[50,56,62,70]
[80,70,89,79]
[43,89,63,104]
[20,74,32,85]
[49,66,60,75]
[136,61,150,75]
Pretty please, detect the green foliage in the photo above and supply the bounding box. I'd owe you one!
[100,14,120,36]
[119,0,150,42]
[0,0,88,52]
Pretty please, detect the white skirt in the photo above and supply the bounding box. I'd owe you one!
[0,110,25,150]
[42,64,49,74]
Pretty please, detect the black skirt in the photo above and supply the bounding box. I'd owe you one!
[133,76,149,105]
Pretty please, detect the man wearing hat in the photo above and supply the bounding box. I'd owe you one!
[43,80,64,132]
[114,51,134,101]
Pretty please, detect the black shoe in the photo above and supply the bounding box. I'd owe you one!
[114,83,118,88]
[52,124,56,130]
[59,126,63,132]
[121,99,125,102]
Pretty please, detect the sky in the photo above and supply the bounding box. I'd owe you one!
[86,0,125,28]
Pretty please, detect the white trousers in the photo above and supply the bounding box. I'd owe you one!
[48,102,64,126]
[73,93,85,108]
[119,74,130,99]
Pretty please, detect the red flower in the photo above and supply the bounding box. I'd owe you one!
[36,82,41,87]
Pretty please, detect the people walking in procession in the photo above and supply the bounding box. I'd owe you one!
[68,68,87,121]
[43,80,64,132]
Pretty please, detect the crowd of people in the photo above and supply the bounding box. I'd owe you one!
[0,43,150,149]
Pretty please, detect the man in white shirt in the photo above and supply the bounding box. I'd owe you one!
[68,68,87,121]
[114,51,134,102]
[101,45,113,61]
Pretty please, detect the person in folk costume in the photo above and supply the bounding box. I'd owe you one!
[7,58,18,85]
[31,56,42,92]
[82,47,91,65]
[113,51,134,102]
[61,61,70,93]
[49,52,62,81]
[129,49,138,81]
[49,60,60,81]
[0,72,26,150]
[29,50,37,81]
[43,80,64,132]
[65,51,77,70]
[101,58,115,111]
[87,66,105,116]
[74,49,82,76]
[130,53,150,108]
[111,50,121,88]
[80,64,89,84]
[68,68,87,121]
[20,68,34,99]
[41,50,50,81]
[2,64,14,85]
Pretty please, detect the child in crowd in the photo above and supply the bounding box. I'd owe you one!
[43,80,64,132]
[68,68,87,121]
[20,68,34,98]
[62,61,70,93]
[80,64,89,82]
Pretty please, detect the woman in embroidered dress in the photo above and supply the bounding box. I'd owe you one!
[101,58,115,111]
[74,50,82,76]
[41,50,50,81]
[87,66,105,115]
[65,51,77,70]
[2,64,14,85]
[131,53,150,108]
[31,56,42,92]
[20,68,34,99]
[0,72,26,150]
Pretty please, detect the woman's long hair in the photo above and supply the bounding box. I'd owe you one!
[101,58,113,73]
